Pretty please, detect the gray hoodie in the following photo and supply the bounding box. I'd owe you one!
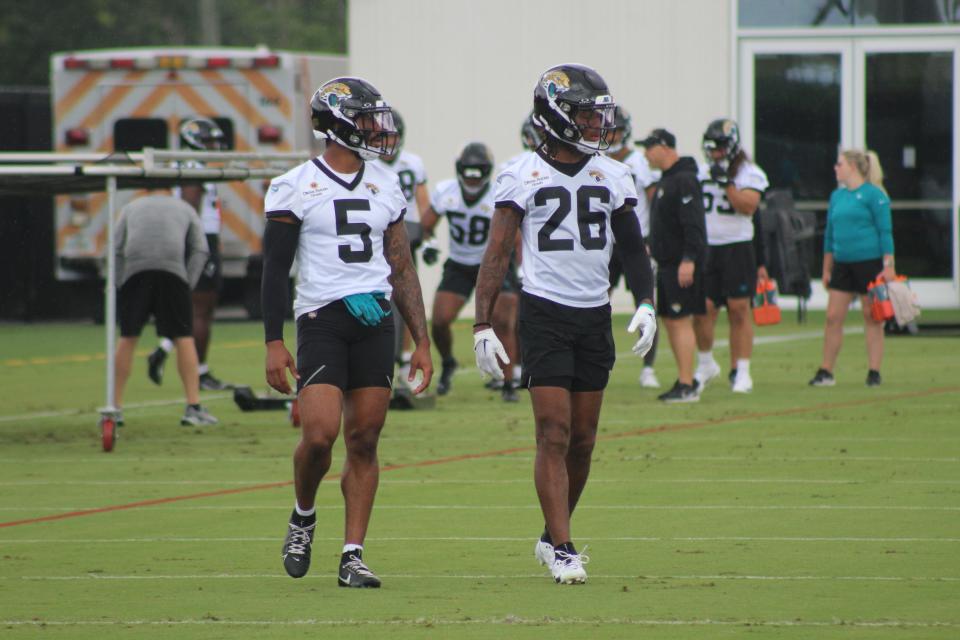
[114,194,209,288]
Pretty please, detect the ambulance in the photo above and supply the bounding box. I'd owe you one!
[50,46,346,283]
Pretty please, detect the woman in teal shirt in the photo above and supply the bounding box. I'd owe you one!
[810,149,896,388]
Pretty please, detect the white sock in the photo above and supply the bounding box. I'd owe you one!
[159,338,174,353]
[198,363,210,375]
[295,504,315,517]
[737,359,750,375]
[342,543,363,554]
[698,351,716,367]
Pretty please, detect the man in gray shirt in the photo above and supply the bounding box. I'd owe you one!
[114,193,218,426]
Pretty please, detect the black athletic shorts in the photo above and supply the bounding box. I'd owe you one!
[703,241,756,306]
[437,259,518,298]
[518,292,614,392]
[656,262,706,318]
[829,258,883,295]
[296,299,396,392]
[119,270,193,338]
[194,233,222,293]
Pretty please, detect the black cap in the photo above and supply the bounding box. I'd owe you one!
[637,128,676,149]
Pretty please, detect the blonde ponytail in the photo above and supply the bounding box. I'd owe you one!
[841,149,887,194]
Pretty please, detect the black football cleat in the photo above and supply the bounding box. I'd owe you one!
[147,348,167,386]
[281,512,316,579]
[338,552,381,588]
[437,358,458,396]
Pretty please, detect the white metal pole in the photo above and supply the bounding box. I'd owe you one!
[104,175,118,413]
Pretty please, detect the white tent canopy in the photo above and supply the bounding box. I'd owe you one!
[0,149,308,429]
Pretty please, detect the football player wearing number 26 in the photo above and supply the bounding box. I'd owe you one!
[261,77,432,589]
[474,64,656,585]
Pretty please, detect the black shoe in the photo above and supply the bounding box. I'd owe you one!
[728,368,737,387]
[657,380,700,403]
[199,371,233,391]
[866,370,882,387]
[281,511,316,579]
[338,551,381,588]
[437,358,458,396]
[809,368,835,387]
[484,377,504,391]
[501,380,519,402]
[147,348,167,386]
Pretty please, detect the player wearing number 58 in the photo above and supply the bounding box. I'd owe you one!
[260,77,432,588]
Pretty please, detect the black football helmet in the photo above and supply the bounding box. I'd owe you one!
[702,118,741,169]
[179,117,225,151]
[455,142,494,197]
[310,77,397,160]
[520,111,544,151]
[532,63,615,154]
[606,105,632,154]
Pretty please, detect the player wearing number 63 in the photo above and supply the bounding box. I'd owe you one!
[473,63,657,585]
[260,77,432,589]
[420,142,521,401]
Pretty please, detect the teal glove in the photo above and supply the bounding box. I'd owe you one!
[343,292,391,327]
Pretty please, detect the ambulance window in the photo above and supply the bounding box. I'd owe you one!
[114,118,168,152]
[212,117,235,150]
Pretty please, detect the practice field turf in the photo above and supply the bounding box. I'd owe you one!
[1,310,958,639]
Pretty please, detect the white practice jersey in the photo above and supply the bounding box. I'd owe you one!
[374,150,427,223]
[698,160,769,245]
[264,157,407,319]
[173,161,221,234]
[430,178,496,266]
[619,150,660,238]
[495,150,639,308]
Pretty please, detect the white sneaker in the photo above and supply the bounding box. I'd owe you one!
[732,370,753,393]
[694,361,722,388]
[551,548,589,585]
[534,539,554,567]
[639,367,661,389]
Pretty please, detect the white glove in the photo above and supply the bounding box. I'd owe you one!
[626,303,657,357]
[473,327,510,379]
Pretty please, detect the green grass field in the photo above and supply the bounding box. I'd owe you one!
[1,310,959,639]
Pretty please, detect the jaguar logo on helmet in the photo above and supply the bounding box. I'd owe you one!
[722,120,737,136]
[541,70,571,98]
[320,82,352,108]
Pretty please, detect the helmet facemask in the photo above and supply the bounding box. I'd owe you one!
[457,164,492,197]
[311,80,398,161]
[540,99,616,155]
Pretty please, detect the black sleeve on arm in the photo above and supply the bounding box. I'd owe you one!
[752,211,766,267]
[610,207,655,304]
[678,176,707,262]
[261,219,300,343]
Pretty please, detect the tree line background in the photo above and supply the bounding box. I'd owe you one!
[0,0,347,87]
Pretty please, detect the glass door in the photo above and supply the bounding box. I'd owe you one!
[740,37,960,305]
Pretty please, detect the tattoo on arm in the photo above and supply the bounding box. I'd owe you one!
[383,222,429,345]
[475,208,521,324]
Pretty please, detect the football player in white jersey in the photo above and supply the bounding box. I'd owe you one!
[372,111,432,388]
[261,78,432,588]
[603,106,663,389]
[148,117,235,391]
[420,142,520,401]
[473,64,657,585]
[693,119,769,393]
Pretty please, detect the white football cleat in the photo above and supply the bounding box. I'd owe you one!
[534,539,555,567]
[732,369,753,393]
[639,367,661,389]
[551,548,589,585]
[694,360,722,388]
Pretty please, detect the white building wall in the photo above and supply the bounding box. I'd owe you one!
[349,0,733,313]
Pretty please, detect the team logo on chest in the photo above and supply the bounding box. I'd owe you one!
[587,169,606,183]
[364,182,380,195]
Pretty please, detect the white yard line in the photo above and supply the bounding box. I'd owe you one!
[0,616,954,629]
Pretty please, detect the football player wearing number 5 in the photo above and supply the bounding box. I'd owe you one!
[474,64,656,585]
[693,119,769,394]
[420,142,521,401]
[261,78,432,588]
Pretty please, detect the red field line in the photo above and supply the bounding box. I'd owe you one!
[1,386,957,529]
